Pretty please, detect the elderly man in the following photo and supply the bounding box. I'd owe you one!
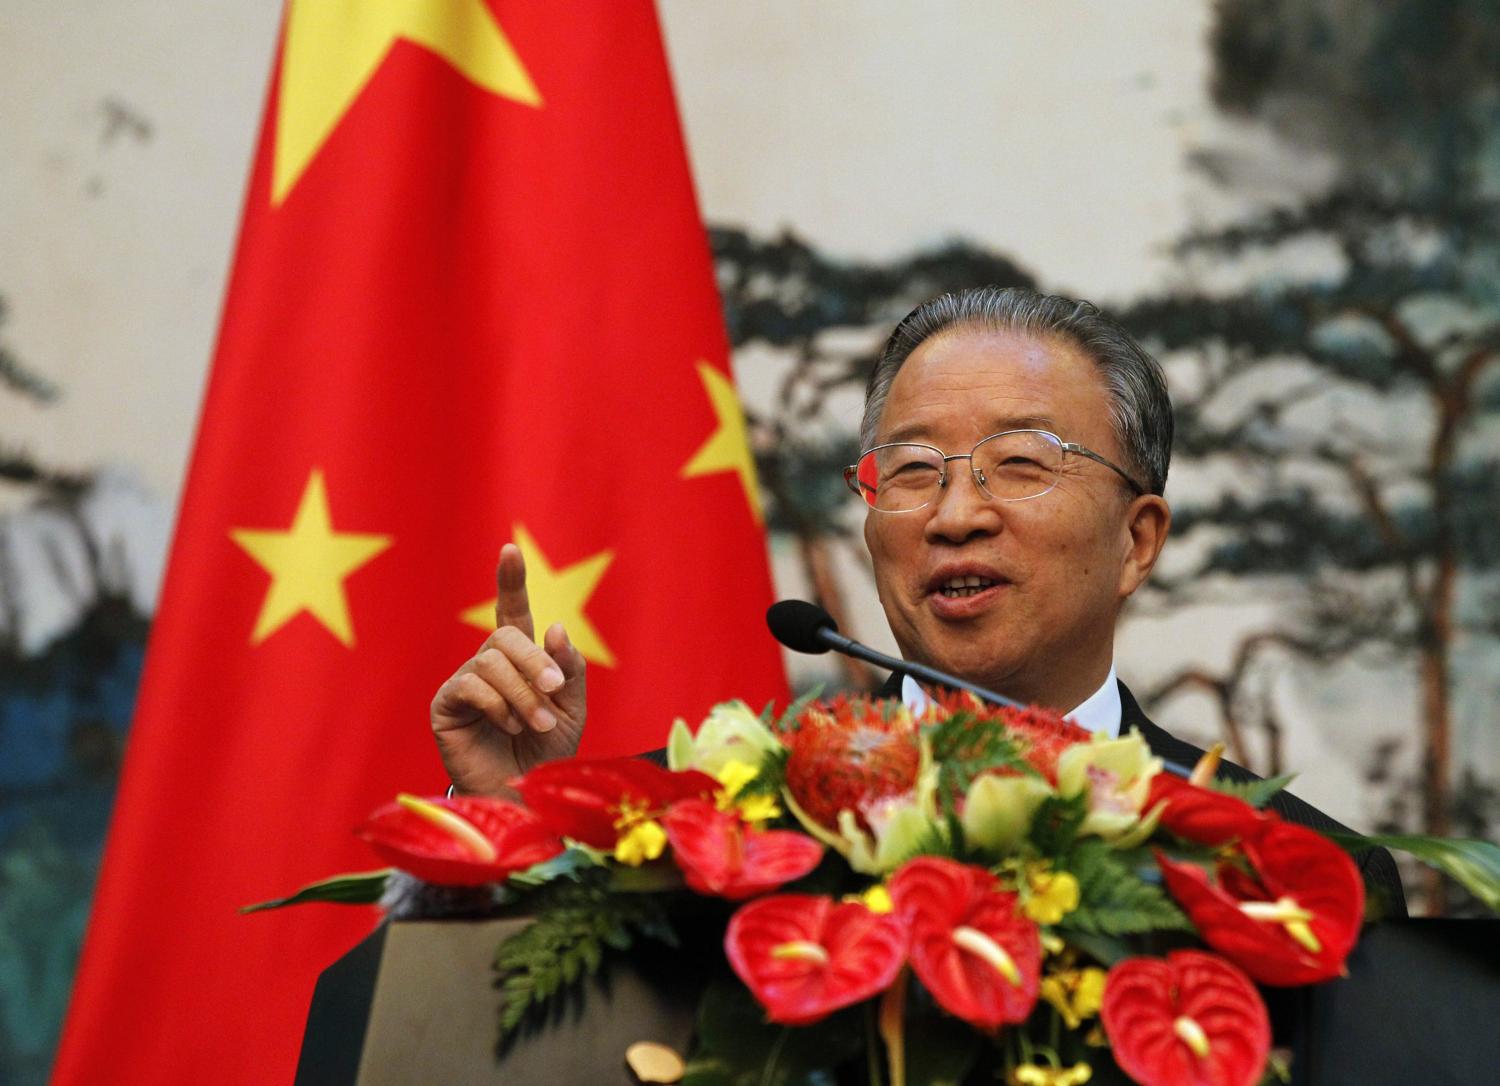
[431,285,1404,909]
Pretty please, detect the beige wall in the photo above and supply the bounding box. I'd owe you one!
[2,1,1221,511]
[3,2,1458,835]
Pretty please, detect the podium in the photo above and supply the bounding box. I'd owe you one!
[297,918,1500,1085]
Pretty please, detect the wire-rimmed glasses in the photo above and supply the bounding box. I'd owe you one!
[843,429,1146,513]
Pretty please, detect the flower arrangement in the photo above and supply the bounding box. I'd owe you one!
[255,692,1500,1086]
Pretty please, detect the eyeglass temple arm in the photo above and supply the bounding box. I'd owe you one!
[1061,443,1147,495]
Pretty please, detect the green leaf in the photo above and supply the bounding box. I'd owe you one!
[1028,792,1089,856]
[775,685,825,730]
[690,979,862,1085]
[1061,930,1133,967]
[739,746,789,801]
[904,1009,981,1085]
[1327,832,1500,914]
[1209,773,1297,808]
[1059,840,1193,936]
[926,711,1033,813]
[506,847,600,888]
[492,877,677,1044]
[240,869,391,913]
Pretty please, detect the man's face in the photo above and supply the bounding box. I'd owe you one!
[863,326,1160,710]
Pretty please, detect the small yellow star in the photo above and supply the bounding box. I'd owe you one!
[273,0,541,204]
[230,470,393,646]
[681,361,763,522]
[460,525,616,667]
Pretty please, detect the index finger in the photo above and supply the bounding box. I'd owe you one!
[494,542,536,640]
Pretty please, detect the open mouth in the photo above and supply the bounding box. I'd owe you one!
[936,575,1001,599]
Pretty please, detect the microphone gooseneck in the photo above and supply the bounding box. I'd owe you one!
[765,599,1024,710]
[764,598,1194,779]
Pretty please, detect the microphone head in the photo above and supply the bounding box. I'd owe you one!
[765,599,839,655]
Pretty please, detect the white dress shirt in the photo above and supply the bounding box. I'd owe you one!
[901,663,1122,739]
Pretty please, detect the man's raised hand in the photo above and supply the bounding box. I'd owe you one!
[430,543,587,795]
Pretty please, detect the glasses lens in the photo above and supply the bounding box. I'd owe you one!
[856,444,944,511]
[972,430,1063,500]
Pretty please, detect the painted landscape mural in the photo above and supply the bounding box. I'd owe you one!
[1,2,1497,1081]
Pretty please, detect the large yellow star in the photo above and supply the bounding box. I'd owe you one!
[230,470,393,646]
[273,0,542,204]
[681,360,763,522]
[460,524,616,667]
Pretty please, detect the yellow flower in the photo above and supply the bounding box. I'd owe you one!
[1024,865,1081,925]
[713,760,781,824]
[1040,966,1108,1029]
[715,759,759,800]
[1009,1061,1092,1085]
[842,884,894,914]
[734,793,782,825]
[613,819,667,866]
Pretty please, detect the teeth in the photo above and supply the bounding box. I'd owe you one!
[939,575,998,598]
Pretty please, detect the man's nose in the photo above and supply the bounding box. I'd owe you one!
[924,459,1001,541]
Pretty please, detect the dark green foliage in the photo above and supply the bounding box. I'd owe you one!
[1027,793,1090,858]
[682,979,863,1086]
[1210,773,1297,809]
[924,710,1032,817]
[1327,831,1500,913]
[240,869,391,913]
[1057,841,1194,938]
[493,877,677,1043]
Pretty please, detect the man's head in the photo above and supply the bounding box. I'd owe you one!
[857,287,1173,711]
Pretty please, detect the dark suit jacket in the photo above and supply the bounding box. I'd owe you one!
[874,672,1407,914]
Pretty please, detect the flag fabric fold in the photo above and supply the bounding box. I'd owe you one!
[53,2,786,1080]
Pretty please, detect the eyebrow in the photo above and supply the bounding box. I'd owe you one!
[879,414,1060,445]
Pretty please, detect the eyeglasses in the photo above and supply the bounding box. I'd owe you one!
[843,429,1147,513]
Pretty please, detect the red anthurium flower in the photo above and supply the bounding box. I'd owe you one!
[1101,950,1270,1086]
[724,894,907,1025]
[357,794,563,886]
[1147,775,1269,846]
[1157,821,1364,986]
[662,798,824,899]
[887,856,1041,1029]
[512,758,717,849]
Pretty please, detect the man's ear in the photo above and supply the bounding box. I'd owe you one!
[1117,494,1171,599]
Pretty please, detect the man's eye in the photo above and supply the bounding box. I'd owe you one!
[889,461,939,478]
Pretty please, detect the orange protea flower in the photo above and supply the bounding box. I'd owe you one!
[780,696,922,834]
[924,690,1090,785]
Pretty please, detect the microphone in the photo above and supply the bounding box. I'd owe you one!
[766,599,1194,779]
[765,599,1024,710]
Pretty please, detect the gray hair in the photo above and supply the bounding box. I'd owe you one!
[860,286,1173,496]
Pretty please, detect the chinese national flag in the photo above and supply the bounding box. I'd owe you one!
[52,2,787,1082]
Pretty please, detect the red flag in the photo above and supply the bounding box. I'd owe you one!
[52,2,787,1081]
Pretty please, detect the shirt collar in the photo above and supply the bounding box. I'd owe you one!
[900,664,1121,738]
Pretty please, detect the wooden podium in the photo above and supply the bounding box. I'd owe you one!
[297,918,1500,1085]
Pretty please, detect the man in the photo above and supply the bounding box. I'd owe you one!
[430,285,1404,910]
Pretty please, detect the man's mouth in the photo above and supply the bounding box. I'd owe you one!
[936,574,1001,599]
